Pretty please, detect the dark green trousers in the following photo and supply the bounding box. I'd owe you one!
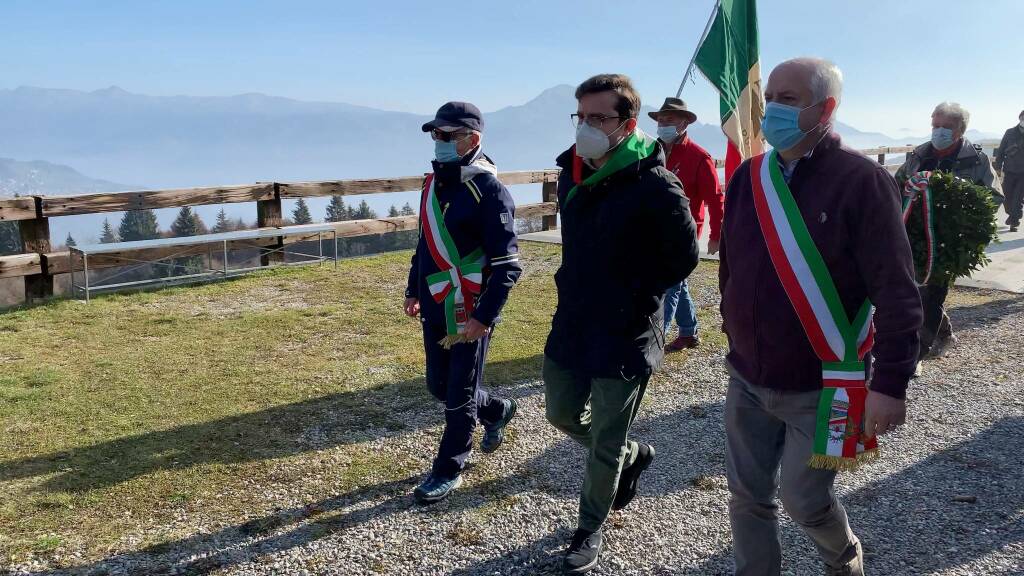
[542,356,650,531]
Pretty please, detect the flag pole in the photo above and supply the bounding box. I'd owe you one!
[676,0,721,97]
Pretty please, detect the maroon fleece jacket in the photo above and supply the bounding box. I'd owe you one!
[719,133,923,399]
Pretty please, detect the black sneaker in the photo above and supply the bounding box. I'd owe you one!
[612,443,655,510]
[481,398,517,454]
[563,528,603,574]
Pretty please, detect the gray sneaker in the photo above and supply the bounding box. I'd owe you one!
[826,542,865,576]
[481,399,517,454]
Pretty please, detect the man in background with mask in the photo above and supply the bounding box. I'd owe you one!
[544,74,697,573]
[720,58,921,576]
[895,103,1001,366]
[404,101,522,504]
[651,97,723,351]
[995,109,1024,231]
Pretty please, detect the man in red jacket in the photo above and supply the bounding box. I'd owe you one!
[650,98,723,350]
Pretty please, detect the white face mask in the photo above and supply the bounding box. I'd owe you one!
[575,121,625,159]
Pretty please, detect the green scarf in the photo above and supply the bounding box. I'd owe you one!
[565,130,658,206]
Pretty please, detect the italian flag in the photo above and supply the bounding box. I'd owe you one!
[693,0,765,183]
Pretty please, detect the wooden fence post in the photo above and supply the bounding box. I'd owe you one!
[256,184,284,266]
[541,181,558,231]
[20,197,53,301]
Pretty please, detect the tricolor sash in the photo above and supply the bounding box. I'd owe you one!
[901,171,935,285]
[750,151,878,470]
[420,173,486,348]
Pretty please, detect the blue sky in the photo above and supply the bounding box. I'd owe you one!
[4,0,1023,135]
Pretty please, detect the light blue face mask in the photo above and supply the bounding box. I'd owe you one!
[761,102,819,151]
[931,127,955,150]
[657,125,680,142]
[434,140,462,163]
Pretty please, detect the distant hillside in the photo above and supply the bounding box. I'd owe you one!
[0,158,128,197]
[0,85,924,190]
[0,85,937,245]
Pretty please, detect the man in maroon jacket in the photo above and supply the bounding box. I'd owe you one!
[719,57,922,576]
[651,97,723,350]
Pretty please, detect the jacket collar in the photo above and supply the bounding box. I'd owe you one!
[556,132,667,178]
[432,147,496,184]
[913,138,979,161]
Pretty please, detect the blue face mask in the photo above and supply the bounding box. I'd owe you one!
[434,140,462,163]
[931,127,955,150]
[657,125,680,142]
[761,102,817,151]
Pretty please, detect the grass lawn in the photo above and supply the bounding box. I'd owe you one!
[3,242,710,568]
[0,238,998,569]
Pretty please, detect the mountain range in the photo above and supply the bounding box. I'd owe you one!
[0,84,1001,244]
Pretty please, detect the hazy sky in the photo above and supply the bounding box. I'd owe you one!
[4,0,1023,135]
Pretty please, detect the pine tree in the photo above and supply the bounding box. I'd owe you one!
[171,206,204,237]
[326,196,348,222]
[400,202,416,216]
[169,207,207,274]
[212,208,232,233]
[65,233,77,247]
[292,198,313,224]
[0,222,21,255]
[354,200,377,220]
[118,209,159,241]
[233,217,248,231]
[100,218,118,243]
[387,205,400,217]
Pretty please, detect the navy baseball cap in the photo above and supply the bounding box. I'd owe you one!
[421,101,484,132]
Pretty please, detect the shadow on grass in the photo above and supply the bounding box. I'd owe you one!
[44,400,724,575]
[0,354,544,494]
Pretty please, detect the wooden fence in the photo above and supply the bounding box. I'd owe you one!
[0,144,942,305]
[0,170,561,303]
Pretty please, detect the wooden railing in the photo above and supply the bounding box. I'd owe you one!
[0,170,561,303]
[1,142,989,305]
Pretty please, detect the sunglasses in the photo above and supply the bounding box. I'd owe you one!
[431,129,472,143]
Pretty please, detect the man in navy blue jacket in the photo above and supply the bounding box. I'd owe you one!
[404,102,523,504]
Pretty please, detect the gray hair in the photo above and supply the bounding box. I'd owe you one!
[780,57,843,119]
[932,102,970,133]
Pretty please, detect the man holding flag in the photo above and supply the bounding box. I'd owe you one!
[719,58,922,575]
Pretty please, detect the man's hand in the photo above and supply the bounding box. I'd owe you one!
[461,318,489,341]
[707,239,720,255]
[403,297,420,318]
[863,390,906,439]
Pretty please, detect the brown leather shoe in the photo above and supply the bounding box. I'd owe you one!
[665,335,700,352]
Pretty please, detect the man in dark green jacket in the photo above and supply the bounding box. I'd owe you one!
[543,73,698,574]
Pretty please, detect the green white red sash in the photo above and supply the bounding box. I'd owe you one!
[420,173,485,347]
[750,151,878,470]
[902,171,935,285]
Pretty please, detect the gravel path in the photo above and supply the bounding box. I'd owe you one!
[10,287,1023,576]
